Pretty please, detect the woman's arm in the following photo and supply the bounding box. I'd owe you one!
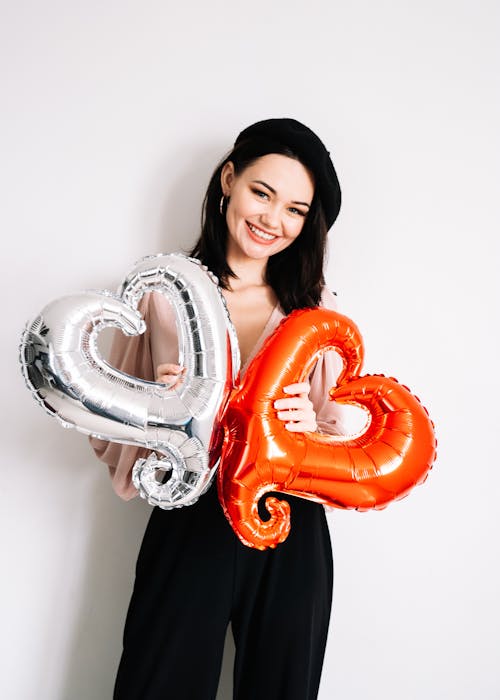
[88,291,179,500]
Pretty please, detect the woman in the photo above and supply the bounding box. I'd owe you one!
[91,117,345,699]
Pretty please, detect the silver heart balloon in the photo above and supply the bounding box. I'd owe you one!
[20,253,240,508]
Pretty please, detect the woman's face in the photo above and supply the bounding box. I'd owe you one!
[220,153,315,261]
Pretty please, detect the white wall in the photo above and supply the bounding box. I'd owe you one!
[2,1,499,698]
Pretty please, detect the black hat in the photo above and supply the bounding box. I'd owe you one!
[234,117,341,229]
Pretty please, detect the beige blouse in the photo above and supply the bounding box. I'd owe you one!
[90,286,346,501]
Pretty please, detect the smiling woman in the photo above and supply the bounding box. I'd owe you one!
[191,118,341,315]
[218,153,316,368]
[90,117,344,700]
[221,153,314,258]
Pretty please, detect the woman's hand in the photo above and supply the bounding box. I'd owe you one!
[274,382,317,432]
[156,363,186,390]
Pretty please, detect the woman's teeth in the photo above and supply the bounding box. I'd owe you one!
[248,223,276,241]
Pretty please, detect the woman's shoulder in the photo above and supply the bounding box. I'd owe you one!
[319,286,338,310]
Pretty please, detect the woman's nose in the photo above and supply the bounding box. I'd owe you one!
[260,202,281,230]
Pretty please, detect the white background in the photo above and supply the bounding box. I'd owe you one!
[2,1,499,698]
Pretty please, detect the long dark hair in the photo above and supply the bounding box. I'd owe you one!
[189,137,329,315]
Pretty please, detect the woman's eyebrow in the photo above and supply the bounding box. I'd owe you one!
[251,180,311,208]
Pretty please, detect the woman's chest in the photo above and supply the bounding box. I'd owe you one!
[222,290,277,368]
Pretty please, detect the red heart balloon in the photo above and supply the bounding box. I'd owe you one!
[217,308,436,550]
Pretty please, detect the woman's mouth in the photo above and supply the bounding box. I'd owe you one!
[246,221,278,244]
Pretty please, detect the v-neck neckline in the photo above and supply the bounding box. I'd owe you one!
[240,302,282,378]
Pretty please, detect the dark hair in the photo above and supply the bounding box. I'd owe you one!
[189,137,329,315]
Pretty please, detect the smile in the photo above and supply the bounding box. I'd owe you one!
[246,222,277,242]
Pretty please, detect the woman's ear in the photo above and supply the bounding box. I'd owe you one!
[220,161,235,196]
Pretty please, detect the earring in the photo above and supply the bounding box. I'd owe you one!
[219,195,225,215]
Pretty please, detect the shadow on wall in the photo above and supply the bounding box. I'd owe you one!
[53,142,238,698]
[217,629,236,700]
[57,451,235,699]
[57,457,149,698]
[147,142,227,256]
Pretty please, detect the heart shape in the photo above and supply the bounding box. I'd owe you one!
[20,253,239,508]
[217,307,437,550]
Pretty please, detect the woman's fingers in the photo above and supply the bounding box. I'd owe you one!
[156,364,186,388]
[274,396,313,411]
[274,383,317,432]
[277,409,310,422]
[157,363,184,377]
[282,382,310,397]
[284,420,317,432]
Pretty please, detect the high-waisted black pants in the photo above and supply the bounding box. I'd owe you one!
[113,481,333,700]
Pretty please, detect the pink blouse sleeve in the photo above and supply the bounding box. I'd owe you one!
[308,287,348,436]
[89,292,179,500]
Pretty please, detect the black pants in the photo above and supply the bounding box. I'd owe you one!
[114,482,333,700]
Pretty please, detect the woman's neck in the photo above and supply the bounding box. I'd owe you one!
[225,248,268,291]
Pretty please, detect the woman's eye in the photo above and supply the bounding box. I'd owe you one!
[252,188,269,199]
[288,207,306,217]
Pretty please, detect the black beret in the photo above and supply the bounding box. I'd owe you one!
[234,117,341,230]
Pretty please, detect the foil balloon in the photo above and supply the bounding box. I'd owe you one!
[217,308,436,550]
[20,253,239,508]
